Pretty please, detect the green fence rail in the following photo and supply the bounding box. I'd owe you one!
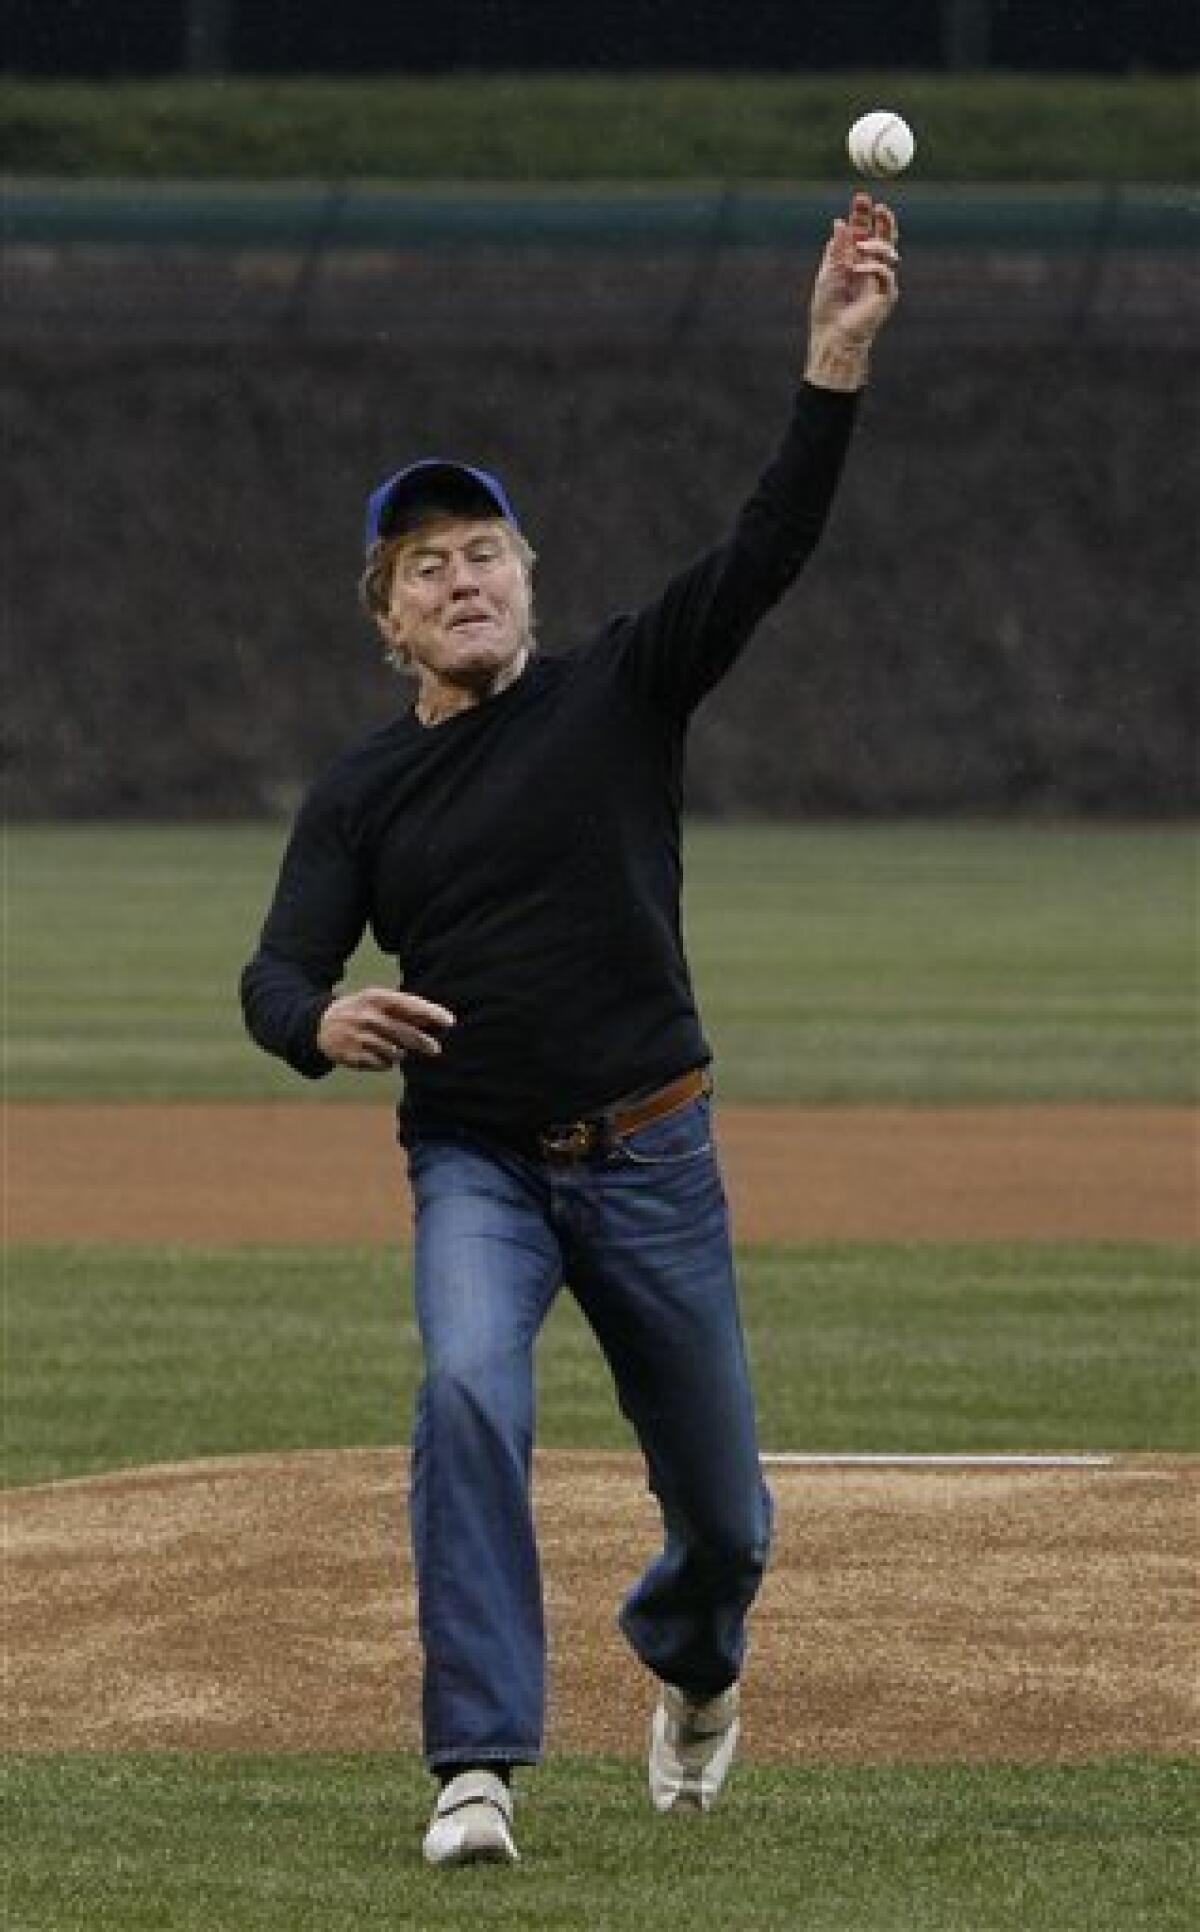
[3,178,1196,251]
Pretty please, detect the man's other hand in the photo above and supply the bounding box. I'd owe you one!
[317,987,456,1071]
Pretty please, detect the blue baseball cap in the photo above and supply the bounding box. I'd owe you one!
[364,459,520,551]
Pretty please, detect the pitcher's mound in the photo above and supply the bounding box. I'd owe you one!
[7,1449,1196,1761]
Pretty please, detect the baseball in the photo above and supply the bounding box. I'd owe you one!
[847,110,916,179]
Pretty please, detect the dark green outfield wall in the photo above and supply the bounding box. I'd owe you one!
[6,295,1196,818]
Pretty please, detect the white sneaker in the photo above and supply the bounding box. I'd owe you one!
[422,1769,519,1867]
[648,1683,740,1813]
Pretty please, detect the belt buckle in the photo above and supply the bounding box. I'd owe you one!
[538,1119,597,1163]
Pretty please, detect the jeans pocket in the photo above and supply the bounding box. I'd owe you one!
[610,1095,714,1167]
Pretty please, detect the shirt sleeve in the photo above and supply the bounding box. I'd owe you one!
[615,381,860,719]
[239,779,371,1079]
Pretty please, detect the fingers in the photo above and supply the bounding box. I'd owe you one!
[352,1026,405,1072]
[369,988,456,1030]
[318,987,457,1072]
[845,194,899,299]
[362,991,455,1060]
[849,190,874,244]
[825,198,899,293]
[843,192,898,251]
[847,191,897,237]
[849,258,899,308]
[853,237,899,269]
[852,242,900,301]
[358,1014,436,1059]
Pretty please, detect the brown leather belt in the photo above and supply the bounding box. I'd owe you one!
[536,1066,711,1164]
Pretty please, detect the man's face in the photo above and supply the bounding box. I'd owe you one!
[380,515,533,695]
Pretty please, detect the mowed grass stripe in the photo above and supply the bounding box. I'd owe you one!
[6,1242,1195,1489]
[4,1754,1196,1932]
[8,823,1198,1102]
[4,71,1197,183]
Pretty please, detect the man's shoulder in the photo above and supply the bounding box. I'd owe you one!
[296,710,417,816]
[555,616,638,672]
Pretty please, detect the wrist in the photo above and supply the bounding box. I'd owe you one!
[312,995,337,1062]
[804,336,871,393]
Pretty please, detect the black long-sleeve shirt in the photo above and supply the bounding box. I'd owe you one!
[240,382,859,1137]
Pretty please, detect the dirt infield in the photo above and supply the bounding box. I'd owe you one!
[8,1100,1196,1762]
[8,1450,1195,1761]
[9,1101,1198,1244]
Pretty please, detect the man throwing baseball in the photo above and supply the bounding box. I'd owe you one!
[241,194,899,1866]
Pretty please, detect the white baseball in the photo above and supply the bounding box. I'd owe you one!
[847,110,915,179]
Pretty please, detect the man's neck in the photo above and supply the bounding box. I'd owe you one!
[415,648,531,728]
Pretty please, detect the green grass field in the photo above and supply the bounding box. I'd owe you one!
[6,821,1196,1929]
[8,822,1197,1102]
[5,1755,1195,1932]
[6,1241,1196,1490]
[2,73,1195,182]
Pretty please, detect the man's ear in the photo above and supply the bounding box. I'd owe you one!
[377,612,410,667]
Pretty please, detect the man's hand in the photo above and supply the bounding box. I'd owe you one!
[805,192,900,393]
[317,987,456,1072]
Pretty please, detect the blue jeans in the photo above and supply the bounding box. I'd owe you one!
[404,1093,773,1771]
